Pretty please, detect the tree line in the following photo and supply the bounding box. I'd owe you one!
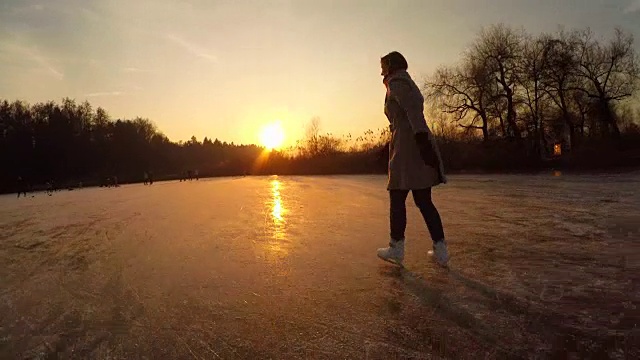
[424,24,640,156]
[0,99,389,193]
[2,24,639,194]
[0,98,267,192]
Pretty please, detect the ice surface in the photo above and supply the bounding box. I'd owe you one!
[0,173,638,359]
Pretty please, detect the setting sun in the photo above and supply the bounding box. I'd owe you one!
[260,121,285,150]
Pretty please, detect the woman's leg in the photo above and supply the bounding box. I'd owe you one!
[377,189,410,264]
[411,188,445,243]
[389,189,410,242]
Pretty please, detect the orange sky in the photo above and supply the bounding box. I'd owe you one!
[1,0,639,147]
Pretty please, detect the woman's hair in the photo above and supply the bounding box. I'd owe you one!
[381,51,408,73]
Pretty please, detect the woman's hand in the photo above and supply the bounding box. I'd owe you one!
[414,132,438,168]
[376,141,390,162]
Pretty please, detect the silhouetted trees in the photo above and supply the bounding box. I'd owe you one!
[0,98,389,193]
[425,25,640,154]
[0,98,265,192]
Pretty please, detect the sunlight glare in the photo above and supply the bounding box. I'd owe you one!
[260,121,285,150]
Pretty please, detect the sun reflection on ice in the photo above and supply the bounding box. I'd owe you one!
[271,179,284,222]
[265,178,288,262]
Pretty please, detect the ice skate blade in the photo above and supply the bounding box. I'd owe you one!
[377,254,404,267]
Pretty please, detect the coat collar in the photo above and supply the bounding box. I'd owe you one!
[384,70,411,96]
[383,70,411,87]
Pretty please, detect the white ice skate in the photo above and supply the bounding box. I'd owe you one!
[377,240,404,266]
[430,240,449,267]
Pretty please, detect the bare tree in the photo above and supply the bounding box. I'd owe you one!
[518,33,552,153]
[304,117,321,156]
[570,89,593,137]
[539,31,583,148]
[486,96,508,138]
[473,24,524,140]
[424,103,462,141]
[574,28,640,138]
[425,54,493,141]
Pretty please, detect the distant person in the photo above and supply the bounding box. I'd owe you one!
[144,172,149,185]
[376,51,449,267]
[16,176,27,198]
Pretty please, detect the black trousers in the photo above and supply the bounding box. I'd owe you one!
[389,188,445,243]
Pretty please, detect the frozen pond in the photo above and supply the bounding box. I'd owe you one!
[1,173,638,359]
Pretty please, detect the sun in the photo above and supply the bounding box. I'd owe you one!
[260,121,285,150]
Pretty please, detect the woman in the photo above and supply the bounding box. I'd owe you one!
[376,51,449,267]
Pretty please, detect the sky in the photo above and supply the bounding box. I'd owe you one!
[1,0,639,146]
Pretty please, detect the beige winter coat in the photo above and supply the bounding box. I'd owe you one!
[384,70,447,190]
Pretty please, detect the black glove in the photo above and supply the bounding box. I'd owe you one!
[375,142,389,162]
[414,132,438,168]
